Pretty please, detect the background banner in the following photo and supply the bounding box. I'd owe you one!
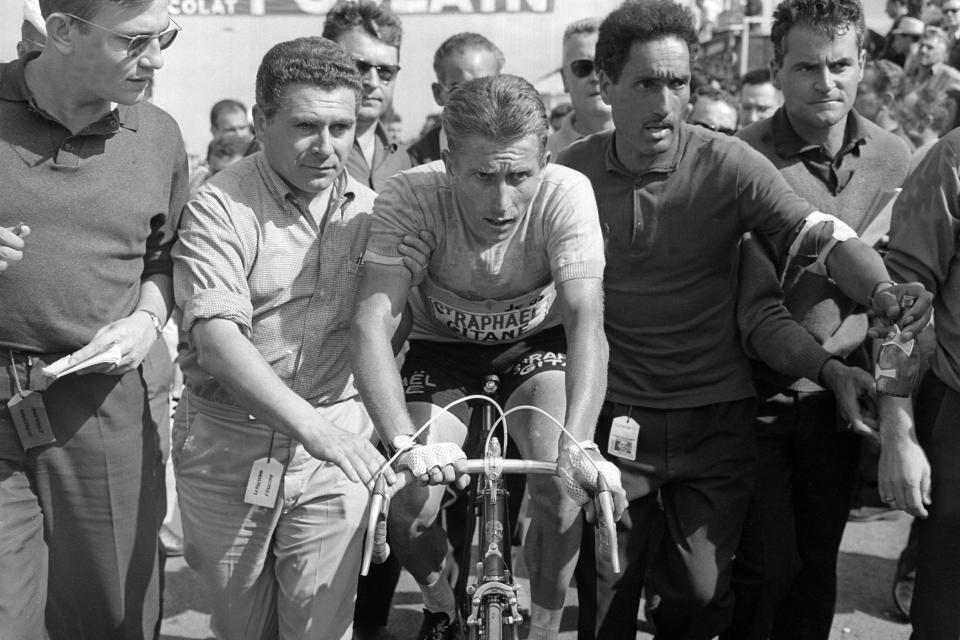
[168,0,556,16]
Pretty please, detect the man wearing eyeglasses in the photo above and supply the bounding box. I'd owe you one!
[725,1,913,638]
[408,32,504,166]
[322,0,413,192]
[546,17,614,159]
[0,1,188,639]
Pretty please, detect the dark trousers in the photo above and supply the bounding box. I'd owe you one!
[584,398,757,640]
[911,373,960,640]
[722,390,860,640]
[0,351,165,640]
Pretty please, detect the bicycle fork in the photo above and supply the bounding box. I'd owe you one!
[463,376,523,640]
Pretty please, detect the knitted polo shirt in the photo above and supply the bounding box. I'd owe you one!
[737,108,911,390]
[0,55,188,353]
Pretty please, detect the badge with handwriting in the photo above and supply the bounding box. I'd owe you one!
[244,457,283,508]
[8,391,56,450]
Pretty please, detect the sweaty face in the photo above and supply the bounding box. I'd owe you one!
[772,25,864,134]
[255,84,356,197]
[561,31,610,119]
[444,134,546,244]
[69,0,170,106]
[739,82,782,126]
[688,99,738,134]
[600,37,691,165]
[433,48,500,107]
[334,28,399,127]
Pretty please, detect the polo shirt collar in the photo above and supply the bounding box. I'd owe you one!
[256,153,355,216]
[0,53,137,134]
[771,107,868,160]
[603,121,686,178]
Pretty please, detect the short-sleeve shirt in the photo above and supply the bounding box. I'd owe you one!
[365,161,605,344]
[173,155,375,408]
[0,54,188,353]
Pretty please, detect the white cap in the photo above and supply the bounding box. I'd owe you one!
[23,0,47,36]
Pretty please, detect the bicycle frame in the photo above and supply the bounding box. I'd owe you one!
[360,375,620,640]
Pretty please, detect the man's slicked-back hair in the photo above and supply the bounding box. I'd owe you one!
[40,0,151,23]
[563,17,601,44]
[432,32,505,79]
[770,0,865,66]
[210,99,247,129]
[256,37,363,120]
[322,0,402,49]
[596,0,699,84]
[443,74,549,157]
[741,67,772,86]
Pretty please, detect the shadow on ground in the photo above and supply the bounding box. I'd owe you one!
[836,551,905,624]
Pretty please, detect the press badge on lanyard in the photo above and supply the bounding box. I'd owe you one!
[7,354,55,449]
[244,429,284,508]
[608,415,640,460]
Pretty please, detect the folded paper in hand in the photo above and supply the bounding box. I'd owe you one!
[41,344,122,380]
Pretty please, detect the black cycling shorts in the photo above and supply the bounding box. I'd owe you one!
[400,325,567,427]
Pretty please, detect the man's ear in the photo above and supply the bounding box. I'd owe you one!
[441,148,454,176]
[598,69,613,106]
[770,58,783,91]
[881,90,897,109]
[560,66,571,94]
[45,13,76,54]
[858,49,867,82]
[252,105,268,139]
[431,82,445,108]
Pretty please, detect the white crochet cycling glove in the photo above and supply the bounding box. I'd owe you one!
[397,442,467,477]
[557,440,623,505]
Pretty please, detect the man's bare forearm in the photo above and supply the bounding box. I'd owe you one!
[560,279,608,444]
[192,317,340,446]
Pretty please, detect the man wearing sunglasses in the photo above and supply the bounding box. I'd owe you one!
[546,17,614,158]
[0,1,188,639]
[322,0,413,192]
[726,1,913,638]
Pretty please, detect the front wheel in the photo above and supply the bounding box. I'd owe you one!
[481,599,517,640]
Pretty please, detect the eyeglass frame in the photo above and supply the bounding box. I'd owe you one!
[567,59,597,79]
[64,13,181,58]
[352,55,401,84]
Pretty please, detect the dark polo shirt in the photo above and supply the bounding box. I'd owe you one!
[0,54,188,353]
[558,123,823,409]
[737,108,910,390]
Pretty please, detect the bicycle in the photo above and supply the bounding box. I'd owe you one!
[360,375,621,640]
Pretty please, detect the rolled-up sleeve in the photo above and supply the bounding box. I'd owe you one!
[172,185,254,337]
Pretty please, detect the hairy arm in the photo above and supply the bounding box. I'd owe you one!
[350,262,419,446]
[191,317,387,484]
[557,277,608,443]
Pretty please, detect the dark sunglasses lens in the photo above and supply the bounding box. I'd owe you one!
[376,66,397,82]
[570,59,595,78]
[128,35,152,57]
[158,29,178,50]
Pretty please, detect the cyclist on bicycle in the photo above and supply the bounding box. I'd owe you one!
[351,74,626,640]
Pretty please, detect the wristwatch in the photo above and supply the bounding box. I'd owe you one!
[136,309,163,340]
